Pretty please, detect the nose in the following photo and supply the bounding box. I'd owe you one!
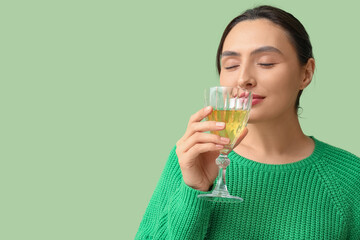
[237,65,256,89]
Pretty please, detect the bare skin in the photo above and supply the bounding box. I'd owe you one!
[177,19,315,192]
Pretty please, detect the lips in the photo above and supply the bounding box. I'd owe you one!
[252,94,265,99]
[237,92,265,106]
[251,94,265,106]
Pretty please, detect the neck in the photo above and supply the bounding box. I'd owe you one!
[234,112,314,164]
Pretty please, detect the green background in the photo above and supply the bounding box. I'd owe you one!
[1,0,359,239]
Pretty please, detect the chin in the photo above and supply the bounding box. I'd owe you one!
[246,111,259,124]
[247,119,257,124]
[246,112,268,124]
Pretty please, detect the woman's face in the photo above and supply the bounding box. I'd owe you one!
[220,19,312,123]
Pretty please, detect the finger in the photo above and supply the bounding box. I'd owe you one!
[185,143,223,160]
[183,120,225,140]
[188,106,213,125]
[233,127,248,149]
[182,132,230,153]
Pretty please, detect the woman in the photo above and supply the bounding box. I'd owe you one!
[136,5,360,239]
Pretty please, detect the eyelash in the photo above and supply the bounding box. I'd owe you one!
[224,63,275,70]
[224,65,239,70]
[258,63,275,67]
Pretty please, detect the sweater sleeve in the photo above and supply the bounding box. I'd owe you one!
[336,152,360,238]
[135,146,214,240]
[323,146,360,239]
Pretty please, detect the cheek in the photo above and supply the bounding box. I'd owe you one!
[219,72,235,86]
[219,73,225,85]
[268,66,301,92]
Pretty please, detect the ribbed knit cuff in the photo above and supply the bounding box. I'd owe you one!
[166,181,214,239]
[176,180,213,209]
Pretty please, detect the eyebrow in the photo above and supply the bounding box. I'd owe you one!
[221,46,283,58]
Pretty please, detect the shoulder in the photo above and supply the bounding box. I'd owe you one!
[314,137,360,167]
[314,137,360,194]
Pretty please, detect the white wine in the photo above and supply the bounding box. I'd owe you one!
[208,109,249,154]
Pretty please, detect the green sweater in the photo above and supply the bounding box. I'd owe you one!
[136,138,360,239]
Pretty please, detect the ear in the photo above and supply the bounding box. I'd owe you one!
[299,58,315,90]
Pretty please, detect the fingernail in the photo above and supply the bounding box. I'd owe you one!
[205,106,212,112]
[221,137,229,143]
[216,144,224,149]
[216,122,225,127]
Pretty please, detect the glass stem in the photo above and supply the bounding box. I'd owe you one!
[214,167,228,193]
[213,154,230,195]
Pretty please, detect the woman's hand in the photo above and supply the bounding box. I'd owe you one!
[176,106,248,192]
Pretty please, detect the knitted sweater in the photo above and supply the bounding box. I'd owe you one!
[135,137,360,239]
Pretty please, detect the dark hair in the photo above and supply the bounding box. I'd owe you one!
[216,5,314,112]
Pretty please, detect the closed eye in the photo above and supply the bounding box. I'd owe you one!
[258,63,275,67]
[224,65,240,70]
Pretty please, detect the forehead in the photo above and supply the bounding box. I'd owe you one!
[223,19,294,53]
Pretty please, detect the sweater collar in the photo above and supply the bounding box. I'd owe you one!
[228,136,325,172]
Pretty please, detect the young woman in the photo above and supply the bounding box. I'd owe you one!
[136,5,360,239]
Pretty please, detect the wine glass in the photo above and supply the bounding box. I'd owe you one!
[197,86,252,203]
